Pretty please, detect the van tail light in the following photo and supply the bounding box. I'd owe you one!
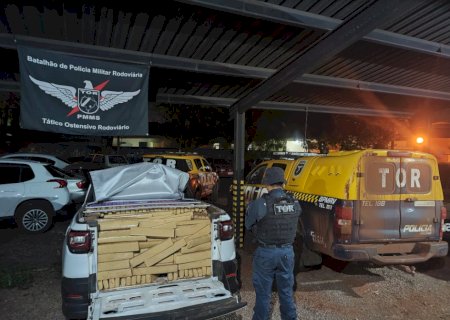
[47,179,67,188]
[334,201,353,243]
[219,220,234,241]
[76,180,87,189]
[440,206,447,240]
[67,230,92,253]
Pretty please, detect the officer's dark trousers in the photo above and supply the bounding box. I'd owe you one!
[252,246,296,320]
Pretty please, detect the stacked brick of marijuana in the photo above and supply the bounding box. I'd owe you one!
[94,206,211,290]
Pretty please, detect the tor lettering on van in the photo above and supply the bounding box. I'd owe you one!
[378,168,422,188]
[367,162,431,194]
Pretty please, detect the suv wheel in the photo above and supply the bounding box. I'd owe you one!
[15,200,54,233]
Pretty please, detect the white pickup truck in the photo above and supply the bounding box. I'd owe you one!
[61,162,245,319]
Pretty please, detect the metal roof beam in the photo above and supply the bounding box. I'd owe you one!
[299,74,450,101]
[1,34,449,102]
[156,93,412,118]
[229,0,427,114]
[178,0,450,58]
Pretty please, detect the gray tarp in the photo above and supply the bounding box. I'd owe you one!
[89,162,189,202]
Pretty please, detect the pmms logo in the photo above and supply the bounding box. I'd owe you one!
[29,76,140,120]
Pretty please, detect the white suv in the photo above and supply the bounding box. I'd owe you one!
[0,159,71,233]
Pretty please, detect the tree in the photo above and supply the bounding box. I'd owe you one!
[156,104,233,149]
[324,115,397,150]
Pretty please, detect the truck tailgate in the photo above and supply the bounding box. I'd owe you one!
[88,277,242,319]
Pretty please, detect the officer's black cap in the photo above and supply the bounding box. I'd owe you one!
[262,167,286,185]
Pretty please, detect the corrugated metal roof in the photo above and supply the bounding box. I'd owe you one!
[0,0,449,121]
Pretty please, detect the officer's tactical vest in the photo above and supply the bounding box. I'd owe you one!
[256,192,301,245]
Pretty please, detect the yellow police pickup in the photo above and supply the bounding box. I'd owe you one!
[244,149,448,266]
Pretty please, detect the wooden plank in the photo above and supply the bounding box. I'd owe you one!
[138,221,177,229]
[132,264,178,276]
[138,239,163,249]
[186,235,210,248]
[98,259,130,272]
[138,213,193,227]
[98,242,140,254]
[99,230,131,238]
[144,238,186,267]
[181,242,210,254]
[155,255,174,265]
[98,219,140,230]
[175,221,210,237]
[130,238,173,267]
[129,227,174,238]
[98,252,134,263]
[98,235,147,244]
[176,219,210,226]
[175,250,211,264]
[98,268,132,281]
[178,258,211,270]
[101,213,153,219]
[185,226,210,243]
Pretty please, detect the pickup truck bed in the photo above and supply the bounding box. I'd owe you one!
[61,163,245,319]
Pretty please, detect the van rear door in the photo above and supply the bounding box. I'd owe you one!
[358,153,439,242]
[359,155,402,241]
[398,157,437,239]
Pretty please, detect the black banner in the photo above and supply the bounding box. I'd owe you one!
[17,45,149,136]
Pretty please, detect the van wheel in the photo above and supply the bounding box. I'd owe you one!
[294,236,322,273]
[15,200,54,233]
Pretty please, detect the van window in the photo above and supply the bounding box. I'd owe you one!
[404,163,431,194]
[366,162,396,194]
[246,165,267,184]
[271,163,287,171]
[194,158,203,171]
[365,161,432,194]
[201,159,212,172]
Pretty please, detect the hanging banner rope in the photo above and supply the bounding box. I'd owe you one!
[17,45,149,136]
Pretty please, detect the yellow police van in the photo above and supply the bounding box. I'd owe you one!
[244,149,448,266]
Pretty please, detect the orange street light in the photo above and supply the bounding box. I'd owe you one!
[416,136,425,144]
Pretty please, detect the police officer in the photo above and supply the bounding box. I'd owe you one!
[245,167,301,320]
